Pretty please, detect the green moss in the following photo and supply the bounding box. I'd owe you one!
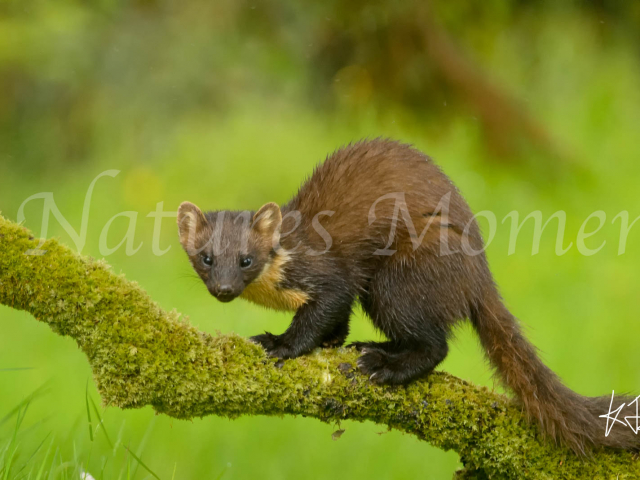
[0,214,638,479]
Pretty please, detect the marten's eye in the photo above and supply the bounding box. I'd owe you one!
[239,257,253,269]
[201,255,213,267]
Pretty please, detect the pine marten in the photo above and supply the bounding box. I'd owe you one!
[177,139,638,455]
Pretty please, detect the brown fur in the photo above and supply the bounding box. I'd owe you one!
[178,139,638,455]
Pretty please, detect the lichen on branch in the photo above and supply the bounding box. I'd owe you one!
[0,214,637,479]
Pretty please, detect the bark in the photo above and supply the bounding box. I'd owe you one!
[0,214,637,479]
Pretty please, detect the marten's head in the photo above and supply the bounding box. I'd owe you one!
[177,201,282,303]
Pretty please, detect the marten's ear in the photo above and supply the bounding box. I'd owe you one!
[253,202,282,241]
[177,202,207,253]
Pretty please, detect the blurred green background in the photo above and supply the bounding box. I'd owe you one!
[1,1,640,478]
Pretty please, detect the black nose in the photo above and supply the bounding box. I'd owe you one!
[213,284,237,302]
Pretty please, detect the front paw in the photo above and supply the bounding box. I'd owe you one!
[249,332,281,352]
[249,332,297,359]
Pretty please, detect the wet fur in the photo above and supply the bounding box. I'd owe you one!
[178,139,639,455]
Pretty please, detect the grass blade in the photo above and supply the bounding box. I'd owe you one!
[214,465,229,480]
[123,446,161,480]
[88,396,113,449]
[0,385,47,429]
[131,418,155,479]
[14,433,50,477]
[34,437,55,480]
[99,457,109,480]
[85,382,93,442]
[3,402,32,480]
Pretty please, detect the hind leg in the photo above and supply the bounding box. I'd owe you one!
[353,257,464,385]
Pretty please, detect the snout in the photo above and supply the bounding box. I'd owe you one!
[208,283,240,303]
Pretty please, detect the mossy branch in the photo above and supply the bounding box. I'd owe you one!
[0,214,637,479]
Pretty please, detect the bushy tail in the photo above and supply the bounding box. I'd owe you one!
[470,290,639,455]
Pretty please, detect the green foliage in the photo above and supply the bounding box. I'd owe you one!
[1,215,639,479]
[2,0,638,168]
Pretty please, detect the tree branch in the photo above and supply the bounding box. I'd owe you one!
[0,214,637,479]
